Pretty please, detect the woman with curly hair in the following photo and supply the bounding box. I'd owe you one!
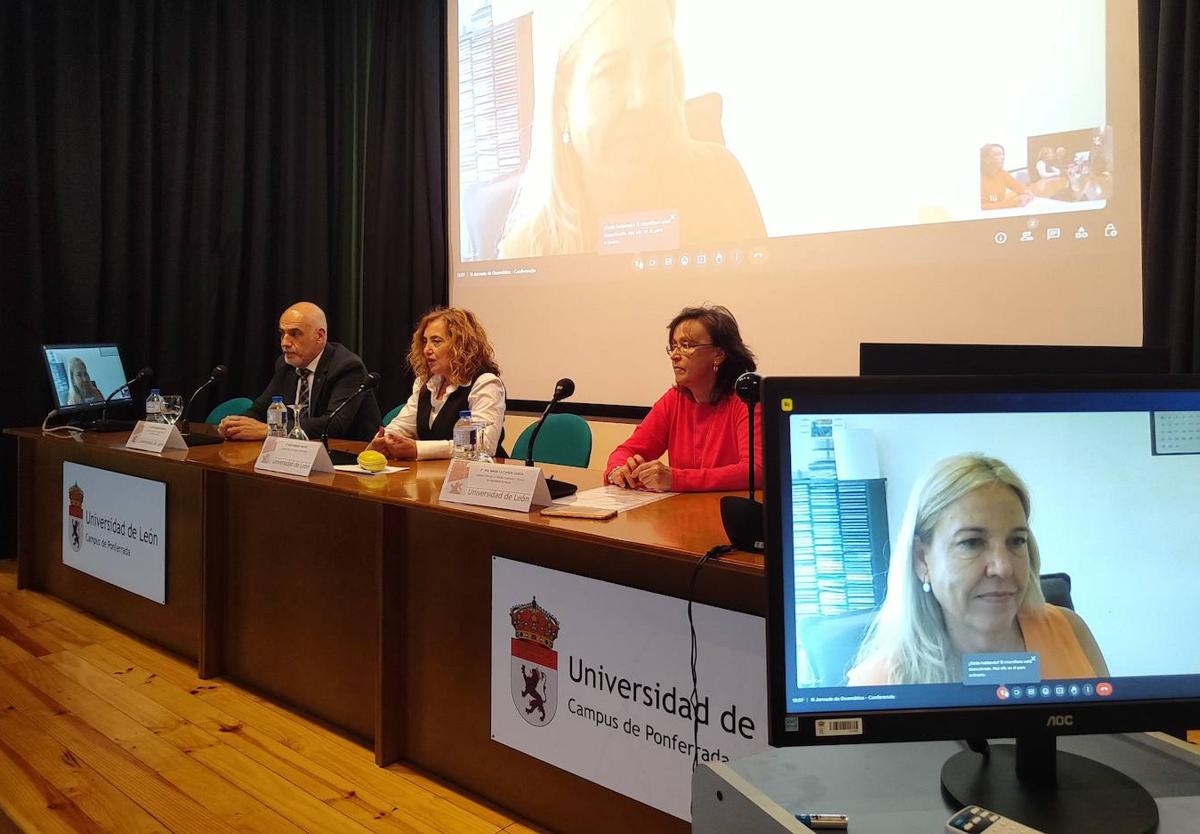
[367,308,506,460]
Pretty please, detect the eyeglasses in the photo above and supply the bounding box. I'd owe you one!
[665,343,715,356]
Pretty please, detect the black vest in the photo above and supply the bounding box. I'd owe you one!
[415,375,506,455]
[416,378,475,441]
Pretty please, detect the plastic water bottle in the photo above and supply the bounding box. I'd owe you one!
[266,396,288,437]
[452,410,478,460]
[472,418,493,463]
[145,389,164,423]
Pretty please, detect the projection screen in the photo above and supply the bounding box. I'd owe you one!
[448,0,1142,407]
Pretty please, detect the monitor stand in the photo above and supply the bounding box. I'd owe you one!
[941,735,1159,833]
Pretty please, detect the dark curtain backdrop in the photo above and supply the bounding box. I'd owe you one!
[1141,0,1200,371]
[0,0,373,555]
[361,0,448,415]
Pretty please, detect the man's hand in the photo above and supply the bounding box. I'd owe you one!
[218,415,269,441]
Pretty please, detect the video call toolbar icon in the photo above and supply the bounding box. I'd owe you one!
[630,247,755,271]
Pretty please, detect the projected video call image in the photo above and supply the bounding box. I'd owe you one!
[456,0,1112,262]
[782,410,1200,710]
[981,126,1114,211]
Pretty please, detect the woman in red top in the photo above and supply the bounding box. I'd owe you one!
[606,305,761,492]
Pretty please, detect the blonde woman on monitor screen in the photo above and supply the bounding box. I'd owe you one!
[497,0,765,258]
[66,357,104,405]
[605,304,760,493]
[846,454,1107,686]
[366,307,505,460]
[980,144,1032,209]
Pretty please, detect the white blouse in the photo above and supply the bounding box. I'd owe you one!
[384,372,506,459]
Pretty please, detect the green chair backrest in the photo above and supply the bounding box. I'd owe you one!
[382,404,403,426]
[206,396,254,424]
[510,413,592,468]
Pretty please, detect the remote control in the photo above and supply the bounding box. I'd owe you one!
[946,806,1045,833]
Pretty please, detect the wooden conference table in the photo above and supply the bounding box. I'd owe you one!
[8,426,765,834]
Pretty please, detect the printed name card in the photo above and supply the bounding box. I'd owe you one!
[125,421,189,454]
[439,460,553,512]
[254,437,335,477]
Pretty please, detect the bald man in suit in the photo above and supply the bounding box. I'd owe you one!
[219,302,380,442]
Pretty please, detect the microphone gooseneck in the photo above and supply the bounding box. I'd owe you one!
[734,372,761,498]
[720,371,764,551]
[180,364,229,434]
[320,371,380,451]
[525,377,575,467]
[100,366,153,426]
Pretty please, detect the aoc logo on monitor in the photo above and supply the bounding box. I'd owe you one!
[67,482,85,552]
[509,597,561,727]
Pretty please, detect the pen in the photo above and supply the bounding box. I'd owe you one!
[795,813,849,830]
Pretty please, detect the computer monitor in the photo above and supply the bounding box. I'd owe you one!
[42,343,131,413]
[763,374,1200,834]
[859,343,1170,377]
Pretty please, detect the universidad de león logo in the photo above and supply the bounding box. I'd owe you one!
[509,597,560,727]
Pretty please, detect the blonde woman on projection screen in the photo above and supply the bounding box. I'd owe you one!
[497,0,765,258]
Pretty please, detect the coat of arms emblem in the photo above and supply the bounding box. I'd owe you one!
[509,597,561,727]
[67,482,84,552]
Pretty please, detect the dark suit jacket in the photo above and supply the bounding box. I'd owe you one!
[246,342,381,441]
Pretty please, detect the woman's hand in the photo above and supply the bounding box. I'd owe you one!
[365,427,388,453]
[387,434,418,460]
[368,428,418,460]
[632,459,672,492]
[608,454,644,488]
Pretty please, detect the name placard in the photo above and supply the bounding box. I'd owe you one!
[125,421,189,454]
[439,460,552,512]
[254,437,335,477]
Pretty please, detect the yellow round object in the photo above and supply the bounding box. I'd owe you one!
[357,450,387,472]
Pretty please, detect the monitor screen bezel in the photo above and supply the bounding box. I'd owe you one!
[42,343,130,414]
[858,343,1170,377]
[764,373,1200,747]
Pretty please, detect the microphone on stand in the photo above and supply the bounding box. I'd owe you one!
[179,364,228,446]
[88,367,153,432]
[525,378,578,499]
[321,372,381,465]
[721,372,764,552]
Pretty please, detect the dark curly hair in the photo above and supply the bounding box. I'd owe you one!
[667,304,756,403]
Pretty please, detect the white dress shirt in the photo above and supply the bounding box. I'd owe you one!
[385,372,506,459]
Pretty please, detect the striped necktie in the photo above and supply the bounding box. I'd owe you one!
[297,368,312,411]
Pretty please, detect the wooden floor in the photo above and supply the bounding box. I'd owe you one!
[0,559,551,834]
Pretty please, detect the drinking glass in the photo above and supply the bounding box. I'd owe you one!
[160,395,184,425]
[287,403,308,441]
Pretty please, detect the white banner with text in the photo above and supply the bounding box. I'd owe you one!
[491,557,767,820]
[62,462,167,604]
